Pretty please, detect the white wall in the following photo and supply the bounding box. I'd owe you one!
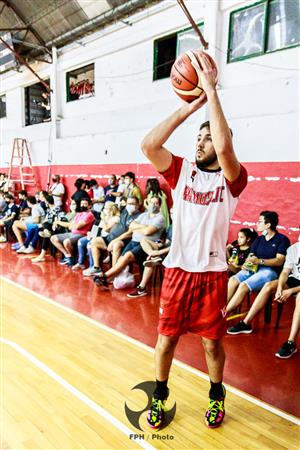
[0,0,299,169]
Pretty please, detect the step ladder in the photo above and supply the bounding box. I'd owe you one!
[7,138,39,193]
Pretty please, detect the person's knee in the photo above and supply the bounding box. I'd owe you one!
[238,282,249,293]
[262,280,277,295]
[50,235,58,244]
[156,335,178,355]
[202,338,223,357]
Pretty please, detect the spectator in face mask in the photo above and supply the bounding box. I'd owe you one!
[50,198,95,267]
[89,179,105,219]
[104,175,118,202]
[71,178,91,210]
[83,196,141,276]
[49,174,65,209]
[123,172,143,207]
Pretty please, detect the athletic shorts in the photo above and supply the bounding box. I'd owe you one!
[121,240,147,265]
[287,276,300,289]
[55,232,83,246]
[234,267,278,292]
[158,268,228,340]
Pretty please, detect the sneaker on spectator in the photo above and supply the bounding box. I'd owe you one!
[0,236,7,243]
[93,274,109,289]
[127,286,147,298]
[11,243,21,250]
[143,256,163,267]
[23,245,35,254]
[227,321,252,335]
[16,245,27,254]
[72,263,85,271]
[39,230,51,238]
[59,257,69,265]
[83,267,102,277]
[275,341,297,359]
[66,257,75,267]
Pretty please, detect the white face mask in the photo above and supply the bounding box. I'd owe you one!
[126,204,136,214]
[262,229,268,236]
[148,204,159,213]
[70,204,76,212]
[124,179,130,186]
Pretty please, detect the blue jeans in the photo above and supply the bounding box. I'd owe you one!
[234,267,278,292]
[24,223,39,248]
[77,236,89,265]
[87,243,94,267]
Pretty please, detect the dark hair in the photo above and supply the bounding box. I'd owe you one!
[150,195,162,206]
[127,195,139,205]
[89,179,98,188]
[260,211,279,231]
[146,178,162,196]
[200,120,233,137]
[239,228,258,243]
[80,197,92,205]
[19,190,28,196]
[5,194,14,201]
[40,190,48,198]
[45,194,55,205]
[52,174,60,181]
[125,171,135,182]
[74,178,85,190]
[27,196,37,205]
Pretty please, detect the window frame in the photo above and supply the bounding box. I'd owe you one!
[153,21,204,81]
[66,63,95,103]
[227,0,300,63]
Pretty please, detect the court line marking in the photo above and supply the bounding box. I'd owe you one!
[2,275,300,426]
[1,337,155,450]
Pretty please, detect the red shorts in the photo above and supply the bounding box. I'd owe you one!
[158,268,228,340]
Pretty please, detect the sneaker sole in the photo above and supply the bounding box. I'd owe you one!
[205,414,225,429]
[227,329,252,335]
[127,292,148,298]
[275,348,297,359]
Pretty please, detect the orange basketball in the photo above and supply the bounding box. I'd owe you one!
[170,50,218,102]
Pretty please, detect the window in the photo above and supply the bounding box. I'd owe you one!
[228,0,300,62]
[25,80,50,126]
[0,95,6,118]
[66,63,95,102]
[153,23,205,81]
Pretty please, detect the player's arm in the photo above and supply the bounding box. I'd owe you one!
[141,94,207,172]
[197,53,240,182]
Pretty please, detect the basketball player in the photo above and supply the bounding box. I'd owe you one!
[141,52,248,429]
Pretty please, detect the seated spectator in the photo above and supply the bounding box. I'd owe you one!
[93,196,165,288]
[32,200,77,263]
[0,194,19,242]
[227,228,257,276]
[99,201,120,238]
[50,198,95,266]
[0,190,7,216]
[11,196,45,251]
[49,174,65,209]
[104,175,118,202]
[17,194,60,254]
[127,211,173,298]
[39,190,48,212]
[71,178,91,210]
[124,172,143,206]
[227,238,300,353]
[89,179,105,219]
[225,211,290,322]
[144,178,169,228]
[18,190,30,218]
[114,175,126,206]
[0,173,5,190]
[83,196,140,276]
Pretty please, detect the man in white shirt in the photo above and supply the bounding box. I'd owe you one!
[141,52,247,430]
[49,174,65,209]
[12,196,45,250]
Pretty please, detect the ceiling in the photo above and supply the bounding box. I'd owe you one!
[0,0,161,66]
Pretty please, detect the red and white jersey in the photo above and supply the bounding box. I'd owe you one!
[160,155,248,273]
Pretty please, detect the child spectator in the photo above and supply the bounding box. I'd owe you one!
[89,179,105,219]
[124,172,143,206]
[227,228,257,276]
[0,194,19,242]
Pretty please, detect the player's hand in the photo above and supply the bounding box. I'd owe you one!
[278,289,292,303]
[274,289,282,302]
[197,52,217,95]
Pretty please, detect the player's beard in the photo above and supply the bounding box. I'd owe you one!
[195,152,218,169]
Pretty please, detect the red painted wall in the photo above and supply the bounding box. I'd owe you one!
[2,161,299,243]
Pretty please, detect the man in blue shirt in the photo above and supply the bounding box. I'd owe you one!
[225,211,290,330]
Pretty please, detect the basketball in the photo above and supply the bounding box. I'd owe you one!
[170,50,218,102]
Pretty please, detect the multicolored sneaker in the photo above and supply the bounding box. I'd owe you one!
[205,385,226,429]
[147,392,169,429]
